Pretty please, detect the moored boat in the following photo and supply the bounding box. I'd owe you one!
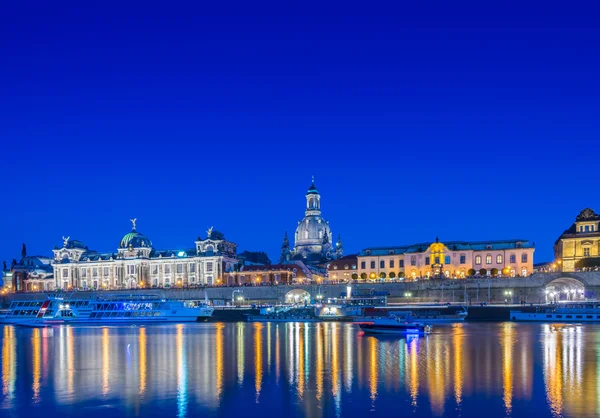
[358,315,432,335]
[0,294,214,326]
[511,301,600,322]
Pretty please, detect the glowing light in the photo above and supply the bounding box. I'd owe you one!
[177,251,186,257]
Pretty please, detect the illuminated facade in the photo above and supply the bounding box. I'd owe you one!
[554,208,600,272]
[50,221,237,290]
[327,255,358,282]
[358,237,535,280]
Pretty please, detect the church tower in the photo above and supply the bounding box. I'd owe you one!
[335,235,344,258]
[279,231,292,263]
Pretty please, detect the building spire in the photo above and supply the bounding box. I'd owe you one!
[130,218,137,231]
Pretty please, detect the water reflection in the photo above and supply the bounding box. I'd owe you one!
[3,322,600,417]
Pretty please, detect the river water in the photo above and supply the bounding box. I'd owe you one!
[0,322,597,417]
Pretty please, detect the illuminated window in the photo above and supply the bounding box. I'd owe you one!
[486,255,492,264]
[165,264,171,274]
[445,256,451,265]
[521,254,528,263]
[207,262,213,272]
[81,268,87,278]
[496,255,503,264]
[62,269,68,278]
[189,264,195,273]
[176,264,183,274]
[93,268,98,276]
[475,256,482,265]
[103,267,109,276]
[584,248,591,257]
[510,254,516,263]
[585,225,590,232]
[460,254,466,264]
[152,265,158,275]
[127,265,135,275]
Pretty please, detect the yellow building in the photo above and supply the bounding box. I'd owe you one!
[555,208,600,272]
[357,237,534,281]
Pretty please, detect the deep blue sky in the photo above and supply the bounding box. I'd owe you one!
[1,1,599,265]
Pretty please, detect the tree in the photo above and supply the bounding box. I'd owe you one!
[491,268,499,276]
[351,273,358,280]
[21,243,27,259]
[479,268,487,276]
[360,273,367,280]
[389,272,396,279]
[380,272,386,279]
[467,269,476,277]
[399,272,405,278]
[575,257,600,270]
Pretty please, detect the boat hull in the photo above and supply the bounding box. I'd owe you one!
[246,316,319,323]
[359,323,430,335]
[510,311,600,322]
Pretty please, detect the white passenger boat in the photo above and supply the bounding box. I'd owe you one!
[0,294,214,326]
[358,315,432,335]
[510,301,600,322]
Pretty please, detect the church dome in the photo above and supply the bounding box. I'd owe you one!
[295,216,332,245]
[120,231,152,249]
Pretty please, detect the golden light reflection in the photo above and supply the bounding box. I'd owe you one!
[1,326,16,406]
[298,324,306,399]
[331,323,340,399]
[139,327,147,396]
[368,336,378,405]
[453,324,463,407]
[102,327,109,396]
[216,323,224,401]
[501,323,514,415]
[426,336,445,416]
[254,322,263,402]
[344,324,353,393]
[314,323,322,401]
[407,337,419,407]
[176,324,187,418]
[67,326,73,396]
[32,328,41,402]
[275,325,280,384]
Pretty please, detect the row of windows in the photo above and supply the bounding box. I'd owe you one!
[579,225,596,233]
[71,262,205,278]
[360,253,529,269]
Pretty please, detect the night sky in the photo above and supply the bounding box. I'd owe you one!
[1,2,599,266]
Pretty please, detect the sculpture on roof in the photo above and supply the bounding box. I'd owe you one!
[62,236,70,247]
[207,226,213,239]
[130,218,137,231]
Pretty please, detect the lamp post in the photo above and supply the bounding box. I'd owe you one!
[504,290,513,305]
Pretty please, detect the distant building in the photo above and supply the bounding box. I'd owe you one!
[358,237,535,280]
[48,220,237,291]
[555,208,600,272]
[327,255,358,282]
[223,260,324,286]
[280,179,343,268]
[11,255,54,291]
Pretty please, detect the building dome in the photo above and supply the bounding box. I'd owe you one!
[295,216,331,245]
[120,231,152,249]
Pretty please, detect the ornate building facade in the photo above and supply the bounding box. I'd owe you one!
[51,220,237,290]
[280,179,343,267]
[358,237,535,280]
[555,208,600,272]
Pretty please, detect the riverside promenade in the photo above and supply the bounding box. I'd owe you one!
[2,272,599,307]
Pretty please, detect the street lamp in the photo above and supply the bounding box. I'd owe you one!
[404,292,412,298]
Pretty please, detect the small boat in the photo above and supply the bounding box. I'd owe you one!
[388,307,468,323]
[511,301,600,322]
[358,315,432,335]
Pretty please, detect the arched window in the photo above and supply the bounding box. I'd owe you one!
[509,254,516,263]
[460,254,466,264]
[585,225,590,232]
[496,255,503,264]
[486,255,492,264]
[380,260,385,268]
[475,256,482,265]
[521,253,528,263]
[445,256,451,265]
[521,268,527,276]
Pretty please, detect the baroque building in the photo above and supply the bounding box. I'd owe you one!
[358,237,534,281]
[555,208,600,272]
[280,179,343,267]
[50,220,237,290]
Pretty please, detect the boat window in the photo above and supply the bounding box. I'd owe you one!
[89,312,96,318]
[546,315,552,318]
[556,315,562,318]
[12,310,19,315]
[125,312,132,317]
[566,315,572,319]
[587,315,593,319]
[97,312,104,318]
[110,312,118,317]
[17,302,24,307]
[576,315,583,319]
[154,312,161,316]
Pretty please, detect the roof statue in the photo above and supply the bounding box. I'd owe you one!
[207,226,214,239]
[130,218,137,231]
[62,236,70,247]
